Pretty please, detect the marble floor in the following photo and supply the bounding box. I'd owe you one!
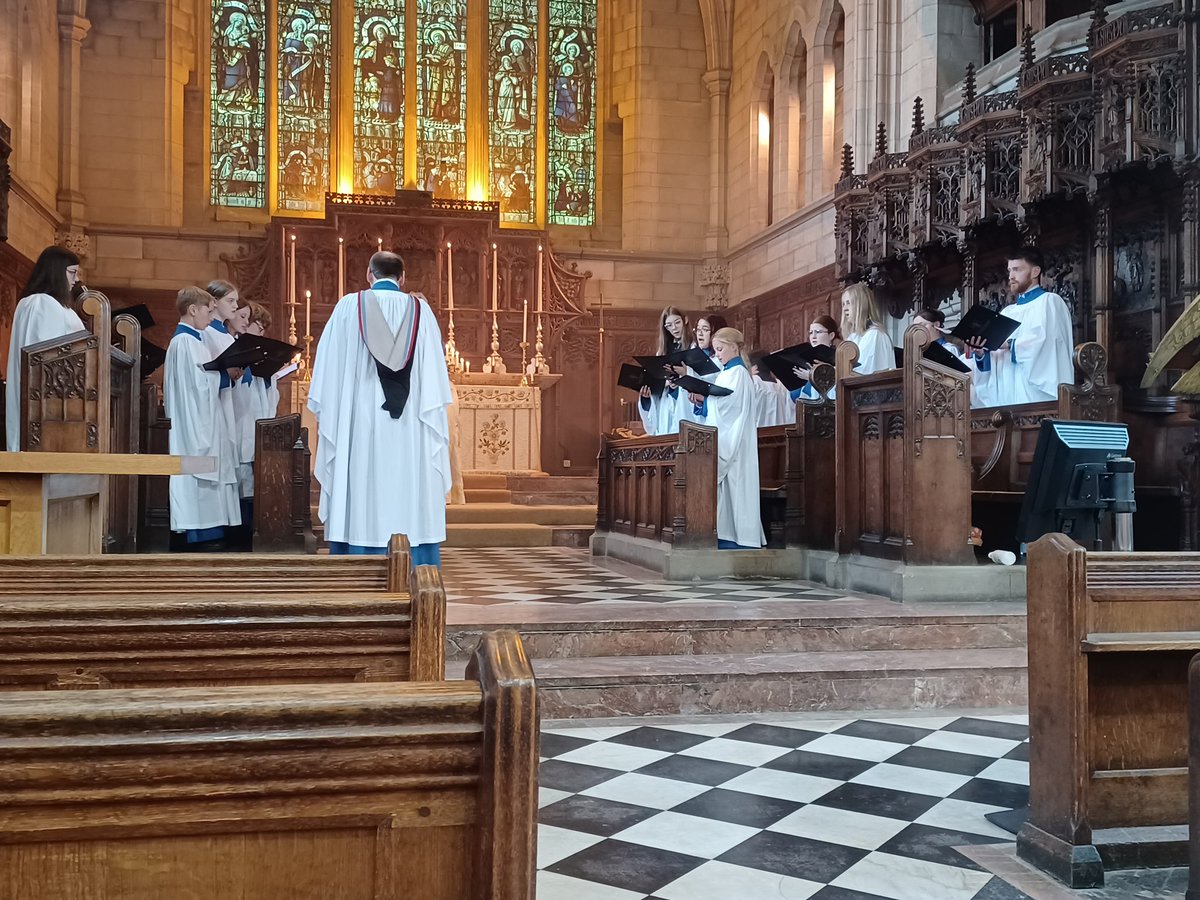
[536,710,1035,900]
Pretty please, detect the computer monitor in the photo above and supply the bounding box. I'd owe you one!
[1016,419,1134,550]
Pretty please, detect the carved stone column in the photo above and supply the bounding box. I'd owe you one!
[1092,200,1113,351]
[56,0,90,228]
[702,68,730,255]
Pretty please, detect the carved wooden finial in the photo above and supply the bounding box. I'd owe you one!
[1089,0,1108,41]
[1020,24,1035,69]
[874,122,888,158]
[963,63,977,105]
[911,98,925,137]
[839,143,854,179]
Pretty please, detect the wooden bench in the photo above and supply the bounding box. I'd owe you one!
[0,533,411,595]
[1019,534,1200,887]
[0,629,537,900]
[0,561,446,689]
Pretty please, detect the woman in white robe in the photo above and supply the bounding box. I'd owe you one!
[688,327,766,550]
[5,246,86,451]
[637,305,696,435]
[840,282,896,376]
[790,314,842,405]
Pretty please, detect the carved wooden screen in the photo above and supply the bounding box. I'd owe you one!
[21,330,105,452]
[104,314,142,552]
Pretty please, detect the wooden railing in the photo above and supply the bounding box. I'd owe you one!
[596,421,717,548]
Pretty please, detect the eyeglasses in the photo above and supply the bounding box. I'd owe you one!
[809,328,830,335]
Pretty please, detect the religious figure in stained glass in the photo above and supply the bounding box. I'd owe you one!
[353,3,405,194]
[489,4,536,224]
[276,0,331,212]
[211,0,266,207]
[547,1,596,225]
[418,0,467,199]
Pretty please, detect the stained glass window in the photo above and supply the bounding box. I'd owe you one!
[211,0,268,208]
[488,0,536,224]
[417,0,467,200]
[352,0,405,194]
[276,0,333,212]
[547,0,596,225]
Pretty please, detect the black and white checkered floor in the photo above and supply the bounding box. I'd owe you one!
[441,548,849,605]
[536,712,1032,900]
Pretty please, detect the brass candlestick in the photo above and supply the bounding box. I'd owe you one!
[483,311,506,373]
[532,314,550,375]
[443,312,466,374]
[519,340,529,387]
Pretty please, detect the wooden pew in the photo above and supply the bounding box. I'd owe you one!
[0,561,446,689]
[0,629,537,900]
[1189,654,1200,900]
[136,383,171,551]
[595,421,717,548]
[1019,533,1200,887]
[253,413,315,552]
[757,362,837,549]
[834,326,974,565]
[0,533,411,595]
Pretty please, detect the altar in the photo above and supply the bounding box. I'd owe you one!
[452,373,561,476]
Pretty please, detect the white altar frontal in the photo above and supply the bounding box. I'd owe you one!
[451,373,560,475]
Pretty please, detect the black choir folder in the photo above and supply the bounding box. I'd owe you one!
[634,347,721,377]
[204,334,300,378]
[949,305,1020,352]
[617,363,667,395]
[672,374,732,397]
[894,341,972,374]
[760,344,836,392]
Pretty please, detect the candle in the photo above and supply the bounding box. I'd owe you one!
[337,237,345,298]
[522,297,528,346]
[491,243,498,312]
[537,244,544,313]
[377,236,383,251]
[446,242,454,312]
[289,233,297,312]
[599,291,605,329]
[304,289,311,337]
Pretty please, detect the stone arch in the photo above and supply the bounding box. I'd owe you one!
[812,0,845,194]
[776,19,808,211]
[695,0,732,72]
[750,51,775,227]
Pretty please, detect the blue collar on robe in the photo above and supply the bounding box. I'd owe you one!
[723,356,746,371]
[1016,286,1045,305]
[371,279,401,292]
[704,346,716,359]
[174,324,202,340]
[209,320,229,334]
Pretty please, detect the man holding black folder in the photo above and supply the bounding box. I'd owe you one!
[960,247,1073,407]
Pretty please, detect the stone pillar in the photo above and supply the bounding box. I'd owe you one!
[0,118,11,244]
[56,0,90,229]
[702,68,730,255]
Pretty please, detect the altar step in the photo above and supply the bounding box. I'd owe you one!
[445,503,596,548]
[461,473,597,507]
[446,599,1028,718]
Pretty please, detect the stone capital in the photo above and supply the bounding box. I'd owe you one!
[702,68,731,98]
[57,12,91,44]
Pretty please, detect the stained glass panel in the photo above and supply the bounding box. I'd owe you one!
[488,0,536,224]
[547,0,596,225]
[211,0,267,208]
[417,0,467,199]
[352,0,405,193]
[276,0,332,212]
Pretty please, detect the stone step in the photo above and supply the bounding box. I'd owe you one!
[512,491,597,507]
[462,473,508,490]
[551,526,594,548]
[446,600,1026,661]
[445,522,553,548]
[446,502,596,526]
[464,488,513,503]
[446,646,1027,718]
[507,476,597,492]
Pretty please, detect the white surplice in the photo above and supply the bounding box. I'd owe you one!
[232,374,282,497]
[698,359,766,548]
[971,289,1074,407]
[308,286,453,548]
[752,376,793,427]
[5,293,86,451]
[202,322,246,497]
[164,326,242,531]
[846,327,896,376]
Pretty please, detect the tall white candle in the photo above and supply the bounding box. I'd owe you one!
[304,289,311,337]
[446,242,454,312]
[377,236,383,252]
[337,237,345,298]
[537,244,544,313]
[522,297,528,346]
[289,233,297,312]
[491,243,498,312]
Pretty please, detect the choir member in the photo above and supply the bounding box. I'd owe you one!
[840,283,896,375]
[6,246,85,450]
[164,286,241,547]
[689,327,766,550]
[694,314,728,360]
[308,251,453,566]
[964,247,1074,406]
[750,351,793,426]
[790,314,841,403]
[206,280,251,543]
[637,306,697,436]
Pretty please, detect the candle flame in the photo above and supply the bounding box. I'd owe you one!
[290,234,296,242]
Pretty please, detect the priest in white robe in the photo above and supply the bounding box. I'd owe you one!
[308,251,453,566]
[689,327,766,550]
[5,246,86,451]
[966,248,1074,407]
[164,286,242,544]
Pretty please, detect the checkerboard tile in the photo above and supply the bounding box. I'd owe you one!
[441,547,857,605]
[537,714,1034,900]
